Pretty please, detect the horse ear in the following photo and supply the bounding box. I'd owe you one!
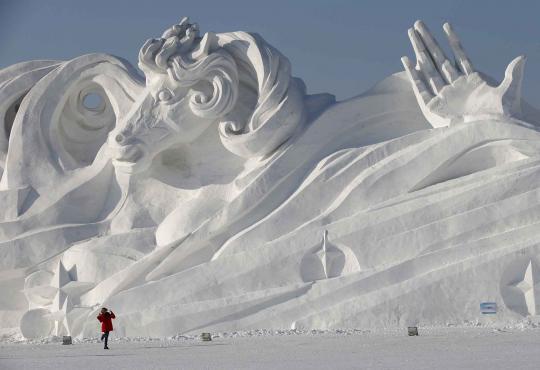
[187,50,239,119]
[191,32,215,60]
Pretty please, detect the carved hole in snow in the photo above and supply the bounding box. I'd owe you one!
[82,92,104,112]
[57,83,116,169]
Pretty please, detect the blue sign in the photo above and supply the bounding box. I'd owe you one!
[480,302,497,314]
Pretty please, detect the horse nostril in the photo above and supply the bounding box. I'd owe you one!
[115,134,125,144]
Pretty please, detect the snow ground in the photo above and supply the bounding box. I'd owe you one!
[2,328,540,370]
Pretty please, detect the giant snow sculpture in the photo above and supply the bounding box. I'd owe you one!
[1,18,540,339]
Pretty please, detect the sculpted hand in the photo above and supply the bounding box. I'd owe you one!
[401,21,526,128]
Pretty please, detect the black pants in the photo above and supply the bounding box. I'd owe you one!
[101,331,110,348]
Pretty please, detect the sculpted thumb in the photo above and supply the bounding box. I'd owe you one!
[498,55,526,117]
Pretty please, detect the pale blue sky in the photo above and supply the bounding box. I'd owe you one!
[1,0,539,101]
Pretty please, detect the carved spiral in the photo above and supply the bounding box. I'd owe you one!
[169,51,238,119]
[137,18,307,159]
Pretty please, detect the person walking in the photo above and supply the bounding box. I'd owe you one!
[97,307,116,349]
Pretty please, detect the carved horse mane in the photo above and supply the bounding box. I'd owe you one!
[138,17,307,158]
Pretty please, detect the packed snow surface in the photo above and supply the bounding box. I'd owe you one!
[3,328,540,370]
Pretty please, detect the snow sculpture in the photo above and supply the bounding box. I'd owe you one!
[300,230,360,281]
[512,261,538,316]
[19,308,52,339]
[401,21,526,127]
[501,259,540,316]
[2,17,540,339]
[109,16,308,174]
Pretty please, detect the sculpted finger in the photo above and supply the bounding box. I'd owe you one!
[408,28,445,93]
[414,20,459,83]
[443,22,474,75]
[401,56,434,105]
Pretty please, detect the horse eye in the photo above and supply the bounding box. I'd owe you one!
[157,89,173,102]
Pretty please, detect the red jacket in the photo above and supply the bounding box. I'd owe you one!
[97,311,115,332]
